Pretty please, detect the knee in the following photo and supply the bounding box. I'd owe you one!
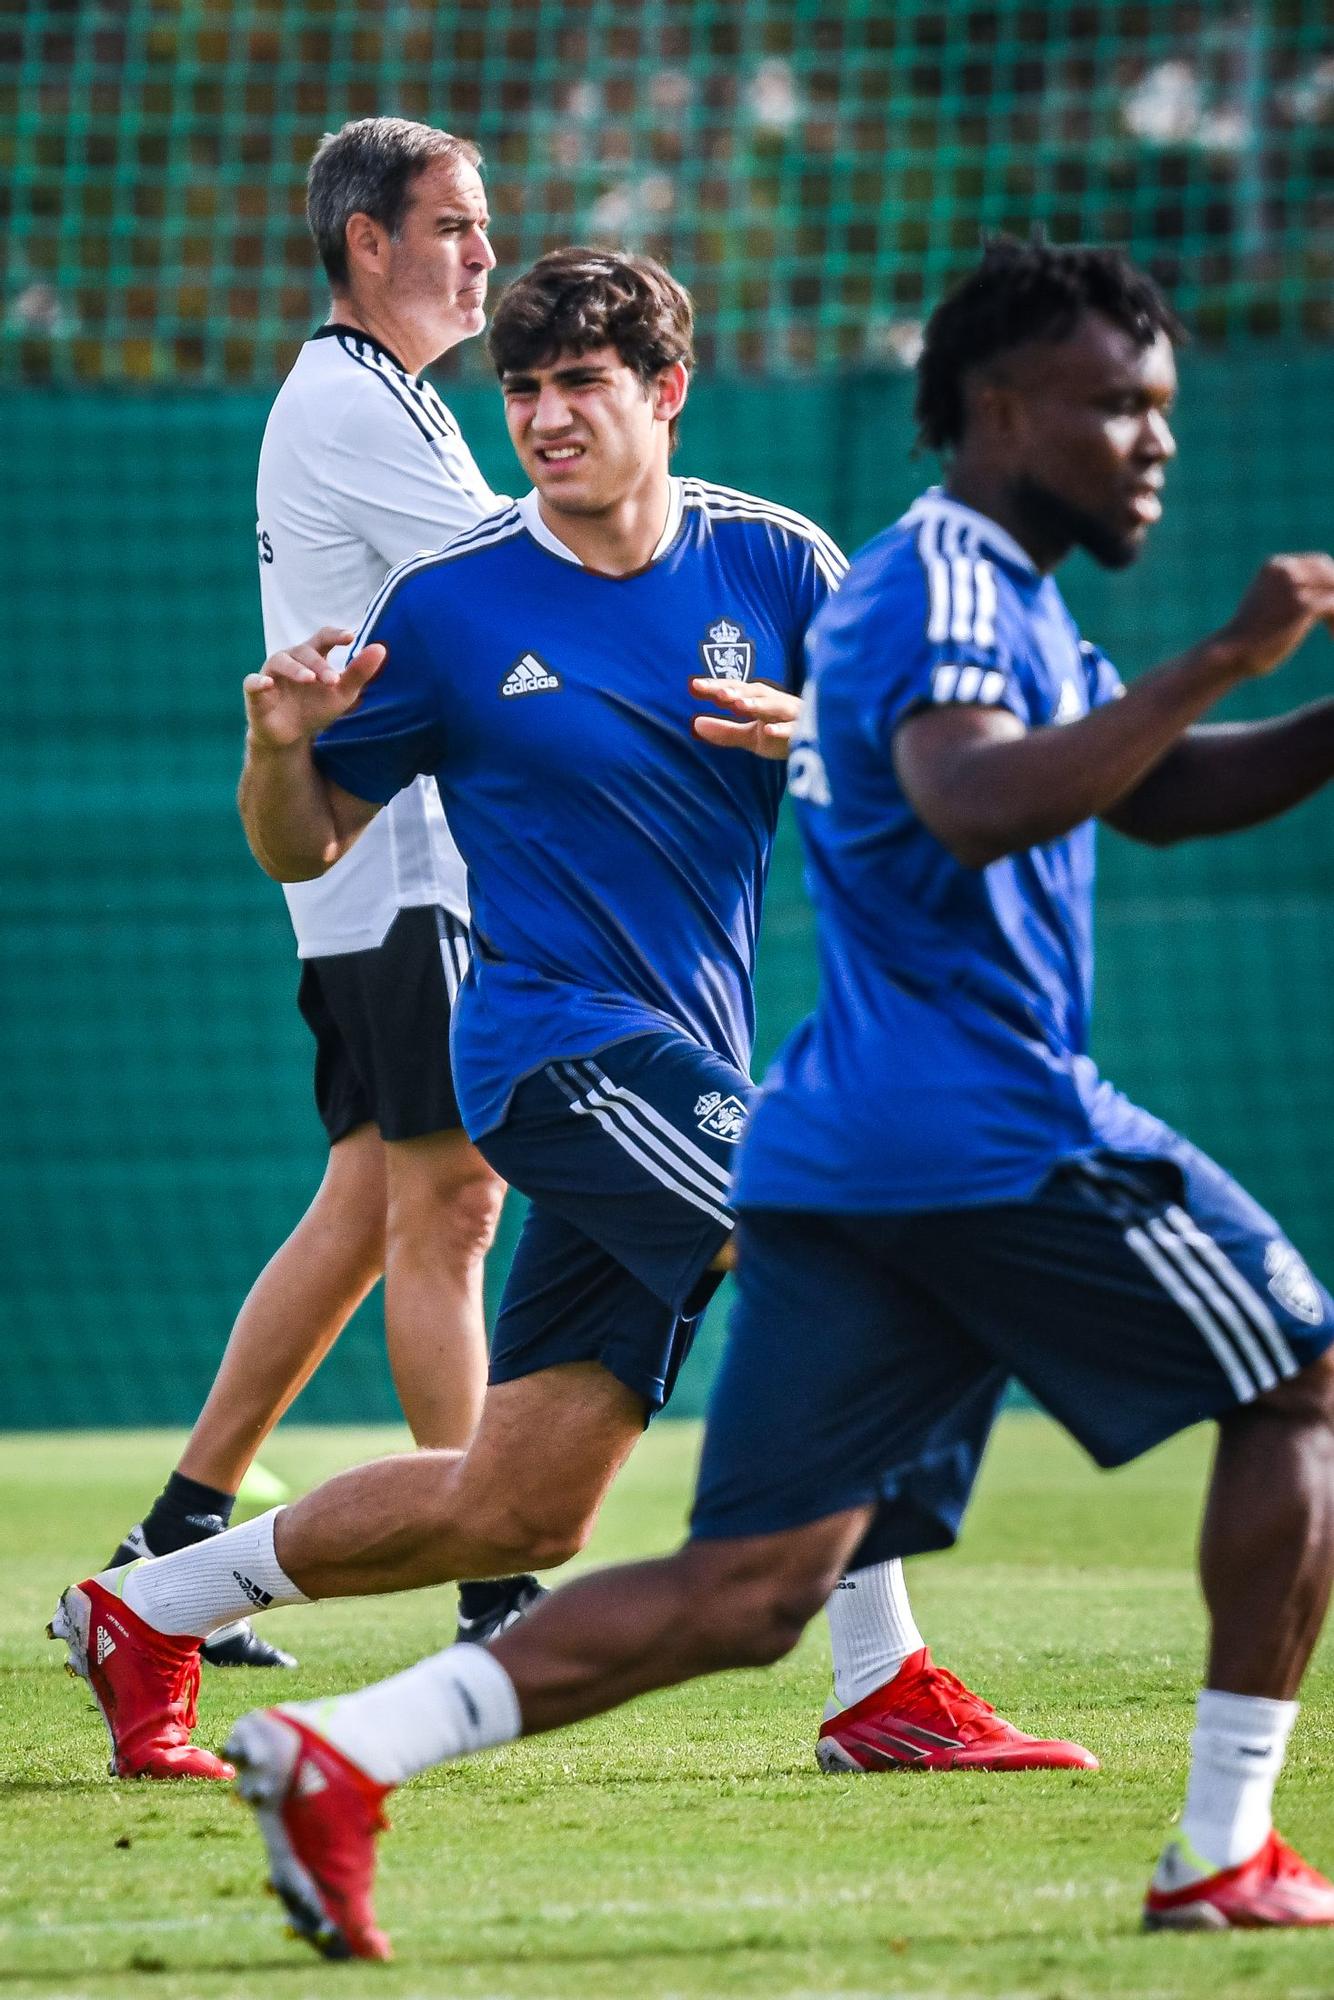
[673,1540,840,1672]
[470,1494,596,1575]
[387,1148,505,1273]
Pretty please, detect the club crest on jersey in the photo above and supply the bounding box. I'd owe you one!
[501,652,562,696]
[699,618,754,682]
[694,1089,748,1143]
[1264,1241,1324,1325]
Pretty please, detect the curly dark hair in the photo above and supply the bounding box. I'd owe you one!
[915,237,1186,453]
[488,248,695,448]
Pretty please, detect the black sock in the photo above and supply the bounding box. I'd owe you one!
[139,1471,237,1556]
[458,1576,532,1620]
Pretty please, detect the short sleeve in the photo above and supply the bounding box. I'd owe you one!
[324,388,503,570]
[862,551,1028,752]
[781,524,849,691]
[312,576,448,805]
[1080,639,1126,708]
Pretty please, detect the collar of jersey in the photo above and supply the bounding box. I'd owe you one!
[313,320,418,383]
[901,487,1039,577]
[517,480,684,572]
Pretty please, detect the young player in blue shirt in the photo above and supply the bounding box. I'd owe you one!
[197,240,1334,1951]
[51,252,1089,1856]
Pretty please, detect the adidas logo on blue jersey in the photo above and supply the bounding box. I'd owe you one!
[501,652,562,696]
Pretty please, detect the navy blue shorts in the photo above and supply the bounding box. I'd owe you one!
[478,1034,754,1411]
[692,1145,1334,1561]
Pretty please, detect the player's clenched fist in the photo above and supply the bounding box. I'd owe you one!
[1217,554,1334,680]
[244,625,387,750]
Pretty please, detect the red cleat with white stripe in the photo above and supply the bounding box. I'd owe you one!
[226,1708,394,1962]
[816,1646,1099,1773]
[1145,1830,1334,1929]
[47,1579,232,1780]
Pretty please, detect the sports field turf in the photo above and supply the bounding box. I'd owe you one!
[3,1417,1331,1999]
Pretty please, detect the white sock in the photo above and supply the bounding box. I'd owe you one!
[102,1508,307,1637]
[824,1559,925,1707]
[282,1643,522,1786]
[1175,1687,1298,1873]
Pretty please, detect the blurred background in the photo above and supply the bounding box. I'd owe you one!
[3,0,1332,1428]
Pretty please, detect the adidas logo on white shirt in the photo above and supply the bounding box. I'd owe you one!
[96,1627,116,1665]
[500,653,561,696]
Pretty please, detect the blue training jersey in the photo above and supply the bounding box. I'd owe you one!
[736,488,1177,1214]
[313,478,846,1137]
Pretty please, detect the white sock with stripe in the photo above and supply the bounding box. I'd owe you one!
[1172,1688,1297,1874]
[281,1644,522,1786]
[825,1560,924,1707]
[102,1508,307,1637]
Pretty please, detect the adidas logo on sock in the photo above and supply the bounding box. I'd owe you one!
[500,652,561,697]
[96,1627,116,1665]
[232,1570,273,1609]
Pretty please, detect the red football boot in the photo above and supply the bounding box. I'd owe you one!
[816,1646,1099,1772]
[226,1708,394,1962]
[1145,1829,1334,1929]
[48,1579,233,1780]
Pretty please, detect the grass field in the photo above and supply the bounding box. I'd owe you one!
[3,1417,1332,2000]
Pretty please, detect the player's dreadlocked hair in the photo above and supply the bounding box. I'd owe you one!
[915,237,1186,454]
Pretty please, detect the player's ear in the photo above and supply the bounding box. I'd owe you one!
[343,211,388,281]
[652,361,689,428]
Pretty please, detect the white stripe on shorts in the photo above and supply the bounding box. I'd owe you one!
[1163,1203,1298,1381]
[1123,1223,1259,1401]
[553,1061,734,1229]
[435,912,470,1005]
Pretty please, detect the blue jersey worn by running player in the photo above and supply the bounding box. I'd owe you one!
[312,479,845,1138]
[738,487,1177,1214]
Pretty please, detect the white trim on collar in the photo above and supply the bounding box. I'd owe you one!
[517,479,684,569]
[901,487,1038,576]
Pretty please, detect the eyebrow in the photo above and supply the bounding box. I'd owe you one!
[434,209,489,229]
[502,362,611,388]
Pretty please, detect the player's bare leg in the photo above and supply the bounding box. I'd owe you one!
[1201,1351,1334,1698]
[103,1127,386,1668]
[1145,1349,1334,1927]
[221,1514,865,1958]
[381,1129,501,1450]
[178,1126,386,1494]
[270,1362,646,1594]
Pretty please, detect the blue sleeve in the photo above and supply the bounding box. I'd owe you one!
[312,578,447,804]
[1079,639,1126,708]
[861,552,1029,752]
[783,527,848,691]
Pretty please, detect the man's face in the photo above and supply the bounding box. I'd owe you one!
[991,314,1178,569]
[500,344,680,514]
[381,157,495,354]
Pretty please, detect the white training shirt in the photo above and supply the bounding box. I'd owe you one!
[256,324,503,956]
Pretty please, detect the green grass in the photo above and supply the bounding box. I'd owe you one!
[2,1417,1332,2000]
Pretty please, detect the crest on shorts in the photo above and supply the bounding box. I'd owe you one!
[1264,1241,1324,1325]
[694,1090,748,1144]
[698,617,754,682]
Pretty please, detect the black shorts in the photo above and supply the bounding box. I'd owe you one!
[296,906,468,1145]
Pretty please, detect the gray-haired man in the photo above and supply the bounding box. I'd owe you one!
[98,118,539,1683]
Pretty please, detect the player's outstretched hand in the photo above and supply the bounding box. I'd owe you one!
[244,626,387,750]
[689,675,800,761]
[1217,554,1334,679]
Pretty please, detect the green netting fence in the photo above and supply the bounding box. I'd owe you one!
[3,2,1333,1429]
[4,0,1332,384]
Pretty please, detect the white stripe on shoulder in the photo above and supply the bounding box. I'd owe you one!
[351,505,523,647]
[682,478,849,577]
[337,334,440,445]
[916,514,999,652]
